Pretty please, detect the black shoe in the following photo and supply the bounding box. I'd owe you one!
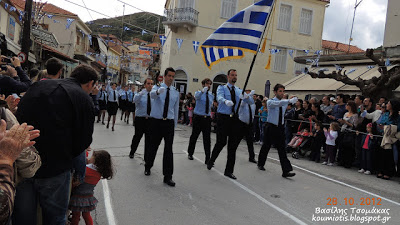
[163,179,176,187]
[207,162,214,170]
[106,124,109,129]
[282,172,296,178]
[144,169,151,176]
[249,158,257,164]
[224,173,237,180]
[188,155,194,160]
[129,154,134,159]
[205,158,210,165]
[97,120,100,123]
[102,122,105,125]
[258,166,266,171]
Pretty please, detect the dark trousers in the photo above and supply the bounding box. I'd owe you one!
[361,148,372,171]
[130,117,151,157]
[239,121,255,160]
[376,147,395,177]
[187,115,211,162]
[354,134,362,167]
[258,123,293,173]
[253,117,260,142]
[325,145,337,163]
[209,114,240,174]
[146,119,175,179]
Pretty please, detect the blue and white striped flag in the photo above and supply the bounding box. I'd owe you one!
[304,50,310,55]
[270,49,280,54]
[47,14,54,18]
[335,64,342,71]
[176,38,184,51]
[193,41,200,54]
[348,68,356,74]
[367,65,375,69]
[124,26,131,31]
[288,50,294,58]
[200,0,275,68]
[65,18,75,29]
[385,58,391,67]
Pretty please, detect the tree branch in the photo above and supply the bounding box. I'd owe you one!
[306,69,365,90]
[366,49,389,86]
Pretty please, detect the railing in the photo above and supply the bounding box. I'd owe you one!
[164,7,199,26]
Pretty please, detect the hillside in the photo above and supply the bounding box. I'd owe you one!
[86,12,164,42]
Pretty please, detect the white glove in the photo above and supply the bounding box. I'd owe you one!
[202,87,209,93]
[157,87,166,94]
[239,94,245,100]
[249,90,255,97]
[289,97,298,104]
[225,100,234,107]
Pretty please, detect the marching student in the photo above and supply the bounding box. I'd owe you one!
[129,78,154,159]
[97,85,107,124]
[120,86,130,122]
[257,84,298,178]
[237,90,257,163]
[207,69,252,180]
[106,81,119,131]
[126,85,137,125]
[187,78,214,163]
[145,68,180,187]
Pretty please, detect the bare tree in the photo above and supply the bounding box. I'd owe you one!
[305,49,400,102]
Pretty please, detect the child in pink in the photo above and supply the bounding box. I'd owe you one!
[187,103,194,126]
[323,122,340,166]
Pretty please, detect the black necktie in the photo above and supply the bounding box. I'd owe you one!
[230,86,236,115]
[147,93,151,116]
[113,90,116,102]
[126,92,128,101]
[279,107,283,126]
[205,91,209,114]
[163,87,170,119]
[248,104,253,124]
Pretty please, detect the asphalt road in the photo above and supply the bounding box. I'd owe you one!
[86,115,400,225]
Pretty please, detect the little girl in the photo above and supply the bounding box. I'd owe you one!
[358,123,376,175]
[309,122,325,163]
[187,103,194,126]
[323,122,340,166]
[287,128,310,148]
[69,150,114,225]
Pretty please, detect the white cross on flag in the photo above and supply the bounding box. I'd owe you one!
[160,35,166,46]
[193,41,200,54]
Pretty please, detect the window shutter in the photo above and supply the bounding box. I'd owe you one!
[221,0,237,18]
[278,4,292,31]
[273,48,287,73]
[299,9,312,35]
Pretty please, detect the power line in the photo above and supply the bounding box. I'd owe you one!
[63,0,157,34]
[116,0,163,17]
[81,0,94,21]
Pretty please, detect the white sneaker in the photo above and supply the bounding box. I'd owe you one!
[322,162,327,165]
[358,169,365,173]
[364,170,371,175]
[327,163,334,166]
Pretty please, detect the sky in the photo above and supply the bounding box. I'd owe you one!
[46,0,388,50]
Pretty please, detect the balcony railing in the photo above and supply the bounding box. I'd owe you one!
[163,7,199,28]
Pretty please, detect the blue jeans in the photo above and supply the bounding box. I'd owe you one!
[12,170,71,225]
[259,121,266,143]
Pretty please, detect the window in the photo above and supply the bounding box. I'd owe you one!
[294,50,307,76]
[273,48,287,73]
[76,36,80,45]
[299,9,313,35]
[179,0,195,8]
[221,0,237,19]
[277,4,292,31]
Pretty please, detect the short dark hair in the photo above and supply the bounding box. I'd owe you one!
[201,78,212,86]
[356,95,365,102]
[337,94,344,100]
[144,78,153,85]
[70,64,98,84]
[45,58,64,76]
[164,67,175,76]
[227,69,236,75]
[29,68,39,79]
[273,84,285,92]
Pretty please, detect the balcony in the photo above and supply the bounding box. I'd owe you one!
[163,7,199,32]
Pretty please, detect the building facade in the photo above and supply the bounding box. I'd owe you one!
[383,0,400,57]
[161,0,329,95]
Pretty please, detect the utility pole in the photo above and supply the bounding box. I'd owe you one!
[120,4,125,41]
[21,0,33,68]
[347,0,364,53]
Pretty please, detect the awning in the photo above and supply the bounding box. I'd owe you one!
[6,36,36,63]
[36,41,78,63]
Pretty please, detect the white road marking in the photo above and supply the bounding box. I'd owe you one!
[183,151,307,225]
[102,179,118,225]
[266,156,400,207]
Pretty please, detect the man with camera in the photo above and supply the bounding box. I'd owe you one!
[0,56,31,96]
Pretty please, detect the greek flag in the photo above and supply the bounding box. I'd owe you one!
[200,0,275,68]
[160,35,167,46]
[124,26,131,31]
[193,41,200,54]
[47,14,54,19]
[176,39,184,51]
[65,18,75,29]
[367,65,375,69]
[385,58,391,67]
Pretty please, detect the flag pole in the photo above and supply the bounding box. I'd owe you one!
[236,0,276,114]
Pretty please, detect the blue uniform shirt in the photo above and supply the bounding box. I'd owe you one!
[150,83,180,126]
[127,90,135,102]
[238,98,255,124]
[120,90,129,100]
[216,83,251,115]
[133,90,152,117]
[193,90,214,116]
[106,82,119,102]
[97,90,107,101]
[267,97,297,126]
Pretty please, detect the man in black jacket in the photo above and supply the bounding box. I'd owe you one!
[0,56,31,96]
[15,64,97,225]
